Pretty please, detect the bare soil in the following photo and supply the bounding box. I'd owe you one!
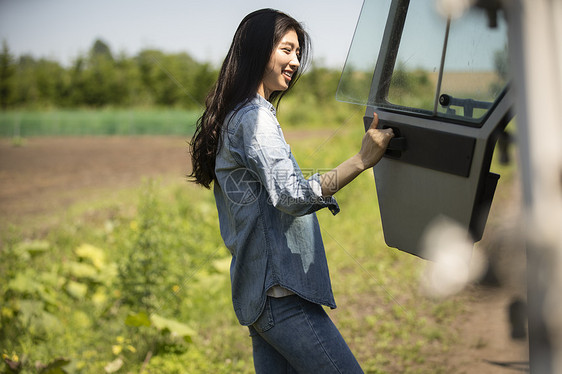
[0,136,191,224]
[0,135,529,372]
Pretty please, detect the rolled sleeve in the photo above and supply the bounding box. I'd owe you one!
[308,173,340,216]
[241,106,339,216]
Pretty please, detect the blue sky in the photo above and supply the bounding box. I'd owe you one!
[0,0,365,69]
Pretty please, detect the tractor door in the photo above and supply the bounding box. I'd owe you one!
[337,0,512,258]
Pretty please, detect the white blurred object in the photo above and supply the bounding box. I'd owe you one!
[435,0,475,19]
[420,216,487,298]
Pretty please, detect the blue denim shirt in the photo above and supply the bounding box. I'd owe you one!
[214,94,340,326]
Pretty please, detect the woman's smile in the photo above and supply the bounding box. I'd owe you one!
[283,69,294,81]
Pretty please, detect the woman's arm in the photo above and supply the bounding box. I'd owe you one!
[319,113,394,197]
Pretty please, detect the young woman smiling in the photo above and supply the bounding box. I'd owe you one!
[190,8,393,373]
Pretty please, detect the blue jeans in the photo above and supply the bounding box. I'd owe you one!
[248,295,363,373]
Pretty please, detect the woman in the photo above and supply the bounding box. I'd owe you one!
[190,8,393,373]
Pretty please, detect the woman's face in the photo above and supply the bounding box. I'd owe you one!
[258,29,301,100]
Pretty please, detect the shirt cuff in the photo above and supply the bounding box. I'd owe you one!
[309,174,340,216]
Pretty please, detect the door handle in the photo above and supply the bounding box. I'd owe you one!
[363,116,407,156]
[382,126,407,156]
[387,136,407,152]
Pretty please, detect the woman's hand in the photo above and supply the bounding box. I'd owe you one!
[357,112,394,170]
[319,112,394,197]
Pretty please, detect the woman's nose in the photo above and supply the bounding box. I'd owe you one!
[290,54,300,68]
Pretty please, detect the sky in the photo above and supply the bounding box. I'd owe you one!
[0,0,365,69]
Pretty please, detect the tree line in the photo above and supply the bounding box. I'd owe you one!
[0,39,344,111]
[0,39,217,110]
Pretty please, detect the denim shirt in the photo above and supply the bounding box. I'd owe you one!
[214,94,340,326]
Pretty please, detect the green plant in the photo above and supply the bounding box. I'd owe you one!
[0,124,510,372]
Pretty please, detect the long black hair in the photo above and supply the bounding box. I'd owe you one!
[189,9,310,188]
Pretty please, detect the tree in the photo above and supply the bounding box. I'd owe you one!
[79,39,118,107]
[136,50,204,108]
[494,44,509,80]
[91,39,113,60]
[0,40,15,109]
[490,44,509,95]
[191,63,217,107]
[34,58,68,107]
[68,56,86,106]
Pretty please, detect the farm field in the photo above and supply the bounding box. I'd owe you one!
[0,122,528,373]
[0,109,202,138]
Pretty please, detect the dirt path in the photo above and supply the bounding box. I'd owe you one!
[0,136,191,222]
[446,285,529,373]
[0,135,529,372]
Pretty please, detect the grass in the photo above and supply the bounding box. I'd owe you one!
[0,96,360,139]
[290,125,467,373]
[0,113,517,373]
[0,108,202,137]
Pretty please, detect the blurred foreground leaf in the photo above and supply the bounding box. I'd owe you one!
[75,244,106,269]
[104,358,123,373]
[125,311,151,327]
[150,314,195,342]
[37,357,71,374]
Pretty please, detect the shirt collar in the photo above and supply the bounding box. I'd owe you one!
[253,94,277,116]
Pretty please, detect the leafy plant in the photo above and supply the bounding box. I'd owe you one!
[117,181,168,312]
[0,124,510,372]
